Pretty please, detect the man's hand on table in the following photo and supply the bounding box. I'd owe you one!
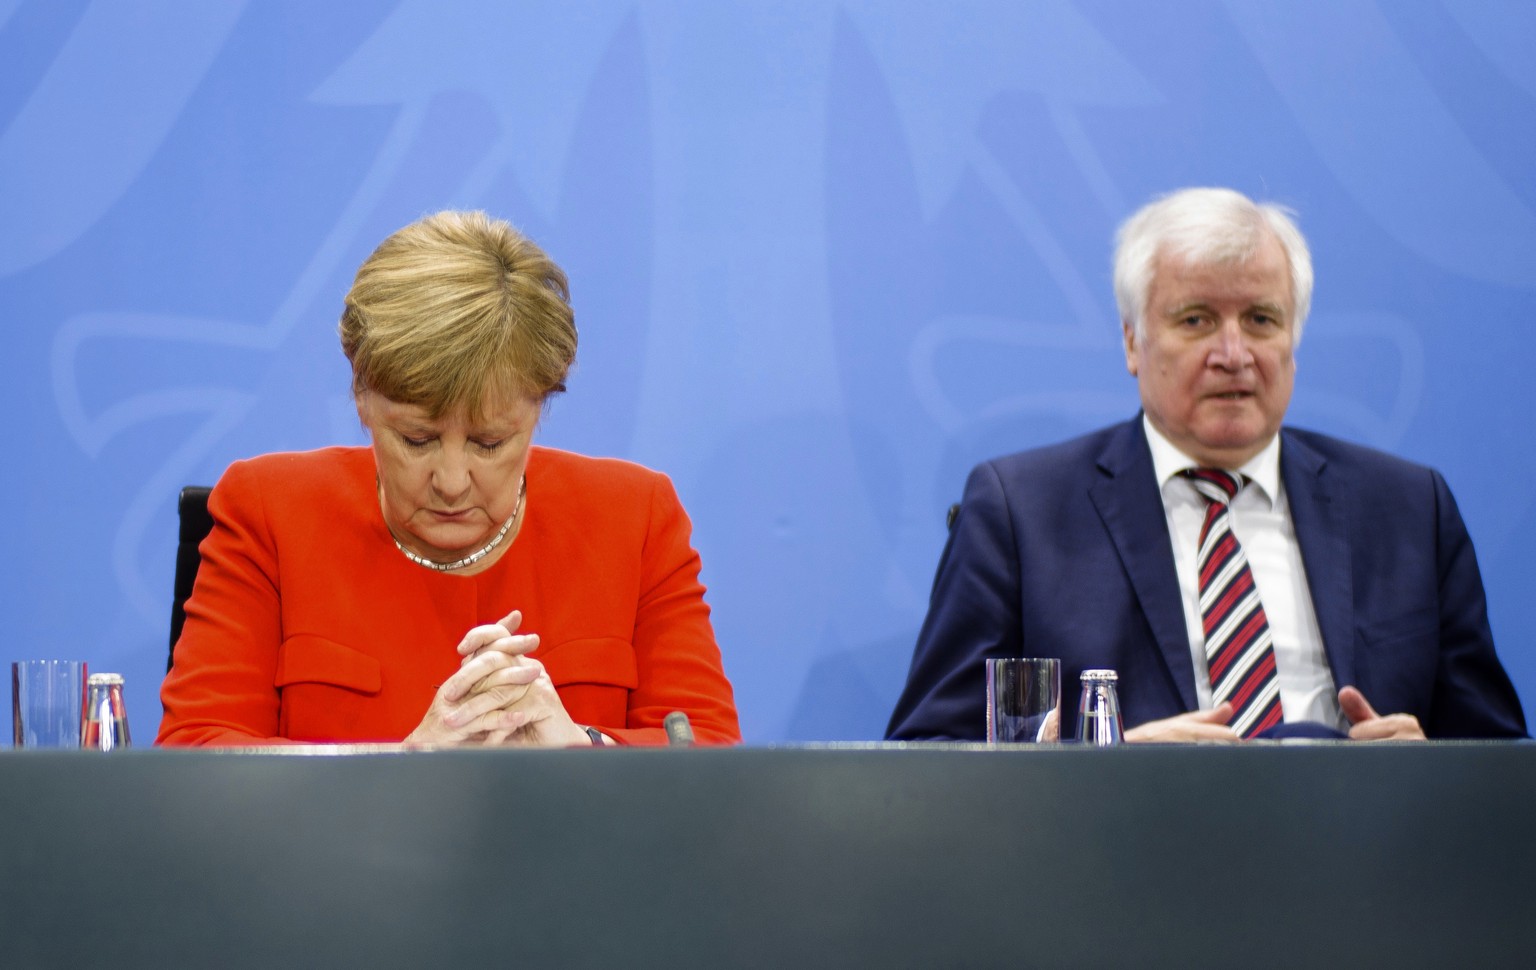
[1125,702,1238,743]
[1339,686,1426,741]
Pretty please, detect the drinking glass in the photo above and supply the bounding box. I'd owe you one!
[985,658,1061,743]
[12,660,87,748]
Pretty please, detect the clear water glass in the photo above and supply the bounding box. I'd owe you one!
[12,660,87,748]
[986,658,1062,743]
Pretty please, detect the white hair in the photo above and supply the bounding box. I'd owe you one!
[1113,187,1313,342]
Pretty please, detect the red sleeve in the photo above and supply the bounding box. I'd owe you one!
[602,472,741,746]
[156,459,297,746]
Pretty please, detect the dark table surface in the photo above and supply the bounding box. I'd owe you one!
[1,742,1532,969]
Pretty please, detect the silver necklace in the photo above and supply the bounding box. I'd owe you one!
[392,476,526,572]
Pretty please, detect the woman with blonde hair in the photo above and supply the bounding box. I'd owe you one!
[158,211,740,746]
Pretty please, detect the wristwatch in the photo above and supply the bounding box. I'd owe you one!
[584,726,606,746]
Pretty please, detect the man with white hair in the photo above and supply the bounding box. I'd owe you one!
[888,187,1525,742]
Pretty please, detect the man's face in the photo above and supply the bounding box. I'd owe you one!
[1124,232,1296,469]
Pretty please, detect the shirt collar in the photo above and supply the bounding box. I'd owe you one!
[1141,414,1281,508]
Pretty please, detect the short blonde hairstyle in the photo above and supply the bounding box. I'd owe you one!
[339,210,576,418]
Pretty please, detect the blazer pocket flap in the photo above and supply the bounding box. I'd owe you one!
[540,637,638,689]
[275,635,382,693]
[1357,606,1438,645]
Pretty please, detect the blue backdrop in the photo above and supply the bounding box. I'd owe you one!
[4,1,1533,743]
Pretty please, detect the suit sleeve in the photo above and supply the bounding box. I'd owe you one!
[157,459,297,746]
[1426,471,1527,738]
[886,461,1024,740]
[602,473,742,746]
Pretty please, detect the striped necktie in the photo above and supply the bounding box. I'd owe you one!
[1183,468,1283,738]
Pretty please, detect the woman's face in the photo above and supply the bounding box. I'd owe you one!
[358,388,541,563]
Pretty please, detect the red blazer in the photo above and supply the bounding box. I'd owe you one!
[158,446,740,745]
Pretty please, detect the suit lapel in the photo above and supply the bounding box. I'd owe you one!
[1088,420,1199,711]
[1280,431,1356,689]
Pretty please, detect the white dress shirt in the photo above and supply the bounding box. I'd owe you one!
[1142,416,1345,730]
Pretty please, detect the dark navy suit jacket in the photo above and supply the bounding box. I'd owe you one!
[887,419,1527,740]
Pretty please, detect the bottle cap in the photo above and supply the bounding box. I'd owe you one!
[1080,669,1118,683]
[87,673,124,686]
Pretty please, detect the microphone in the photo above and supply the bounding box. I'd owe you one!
[664,711,695,747]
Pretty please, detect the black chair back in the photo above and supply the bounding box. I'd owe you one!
[169,486,214,672]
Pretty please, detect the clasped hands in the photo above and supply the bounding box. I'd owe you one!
[405,610,595,748]
[1123,685,1426,743]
